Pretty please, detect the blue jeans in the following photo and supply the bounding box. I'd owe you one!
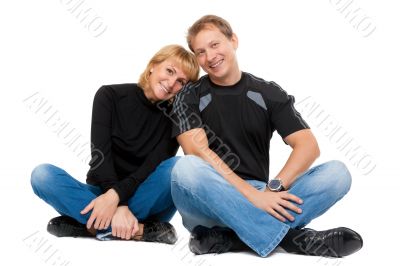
[31,157,179,226]
[171,155,352,257]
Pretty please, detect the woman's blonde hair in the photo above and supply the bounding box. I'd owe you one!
[138,44,199,91]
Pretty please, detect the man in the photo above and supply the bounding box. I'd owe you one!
[170,15,363,257]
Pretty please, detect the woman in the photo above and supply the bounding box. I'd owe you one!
[30,44,199,243]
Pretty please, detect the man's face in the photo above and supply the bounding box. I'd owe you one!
[191,25,238,85]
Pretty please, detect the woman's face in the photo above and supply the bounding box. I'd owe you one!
[147,58,188,103]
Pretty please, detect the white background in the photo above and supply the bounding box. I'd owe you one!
[1,1,399,265]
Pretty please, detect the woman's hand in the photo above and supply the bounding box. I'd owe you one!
[249,189,303,222]
[111,206,139,240]
[80,188,119,230]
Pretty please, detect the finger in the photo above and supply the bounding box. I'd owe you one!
[132,227,138,237]
[117,227,121,239]
[104,218,111,229]
[282,192,303,204]
[132,221,139,237]
[86,213,96,229]
[100,218,109,230]
[280,199,302,214]
[127,225,135,239]
[80,201,94,215]
[268,208,286,222]
[276,205,294,221]
[119,226,126,240]
[112,224,117,237]
[118,228,124,240]
[123,228,130,240]
[125,221,134,239]
[99,218,106,230]
[94,217,101,230]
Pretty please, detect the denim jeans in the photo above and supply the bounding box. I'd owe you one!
[31,157,179,227]
[171,155,352,257]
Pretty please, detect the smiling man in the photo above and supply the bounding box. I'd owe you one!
[170,15,363,258]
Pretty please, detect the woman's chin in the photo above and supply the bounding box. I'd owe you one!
[155,92,172,102]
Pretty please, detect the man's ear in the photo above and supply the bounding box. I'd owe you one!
[231,33,239,49]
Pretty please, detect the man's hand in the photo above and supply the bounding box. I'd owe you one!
[111,206,139,240]
[80,188,119,230]
[249,189,303,222]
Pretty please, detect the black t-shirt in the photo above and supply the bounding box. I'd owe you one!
[86,84,178,204]
[172,72,309,182]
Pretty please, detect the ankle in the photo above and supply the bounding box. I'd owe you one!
[133,223,144,240]
[87,226,97,236]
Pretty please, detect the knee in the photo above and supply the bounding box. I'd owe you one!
[171,155,215,189]
[323,160,352,197]
[30,163,57,192]
[160,156,181,170]
[154,156,181,186]
[171,155,203,183]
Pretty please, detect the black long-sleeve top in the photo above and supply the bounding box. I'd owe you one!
[86,84,179,205]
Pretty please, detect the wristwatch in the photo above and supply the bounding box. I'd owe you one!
[267,178,286,192]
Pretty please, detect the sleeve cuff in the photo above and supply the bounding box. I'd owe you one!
[111,177,141,204]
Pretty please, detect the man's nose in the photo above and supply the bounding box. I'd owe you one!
[206,49,217,63]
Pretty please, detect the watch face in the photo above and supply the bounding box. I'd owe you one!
[269,179,281,190]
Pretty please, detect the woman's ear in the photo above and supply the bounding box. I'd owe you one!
[150,68,153,73]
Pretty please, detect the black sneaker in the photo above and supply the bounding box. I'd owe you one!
[285,227,363,257]
[139,221,177,244]
[47,216,93,238]
[189,225,249,255]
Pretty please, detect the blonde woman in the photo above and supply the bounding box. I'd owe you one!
[31,45,199,243]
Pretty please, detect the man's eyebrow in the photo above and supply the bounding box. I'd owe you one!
[196,39,218,51]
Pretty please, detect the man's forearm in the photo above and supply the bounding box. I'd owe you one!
[275,138,320,189]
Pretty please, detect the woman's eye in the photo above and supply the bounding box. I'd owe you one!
[166,68,173,75]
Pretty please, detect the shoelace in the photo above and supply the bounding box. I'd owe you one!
[303,230,342,257]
